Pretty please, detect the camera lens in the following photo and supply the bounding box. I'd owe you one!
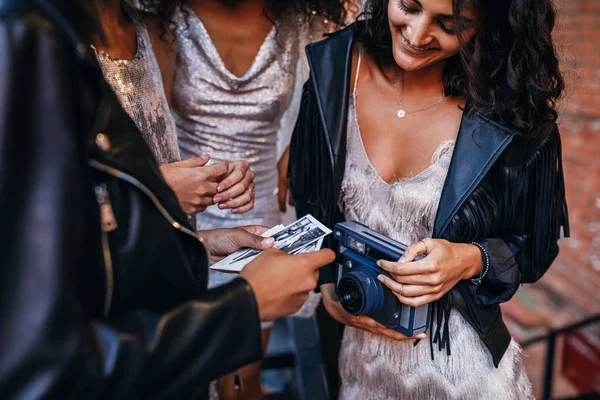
[339,278,364,314]
[338,267,385,316]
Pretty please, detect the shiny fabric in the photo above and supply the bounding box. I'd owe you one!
[0,2,262,398]
[288,22,568,367]
[93,7,179,166]
[172,5,330,231]
[337,94,532,399]
[171,5,331,289]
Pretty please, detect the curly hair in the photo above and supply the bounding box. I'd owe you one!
[267,0,354,26]
[142,0,355,43]
[358,0,565,138]
[137,0,188,43]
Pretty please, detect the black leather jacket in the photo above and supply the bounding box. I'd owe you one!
[289,23,569,367]
[0,1,261,398]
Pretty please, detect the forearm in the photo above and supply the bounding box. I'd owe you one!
[465,238,521,305]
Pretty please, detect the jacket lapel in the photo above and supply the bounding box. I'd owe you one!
[305,24,356,170]
[306,24,517,238]
[433,111,515,238]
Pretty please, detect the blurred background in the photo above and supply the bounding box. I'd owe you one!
[497,0,600,398]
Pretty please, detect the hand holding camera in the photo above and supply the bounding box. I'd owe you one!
[333,222,431,337]
[321,283,426,341]
[376,238,483,308]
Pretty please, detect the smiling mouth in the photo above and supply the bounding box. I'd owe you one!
[401,32,432,52]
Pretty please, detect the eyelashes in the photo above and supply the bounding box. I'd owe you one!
[398,0,417,13]
[438,23,455,35]
[397,0,456,35]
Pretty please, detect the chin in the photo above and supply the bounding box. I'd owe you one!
[391,43,451,72]
[392,47,432,71]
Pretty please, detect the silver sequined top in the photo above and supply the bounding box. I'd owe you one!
[93,9,179,166]
[172,5,331,230]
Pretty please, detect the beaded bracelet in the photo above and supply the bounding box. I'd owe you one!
[469,242,489,286]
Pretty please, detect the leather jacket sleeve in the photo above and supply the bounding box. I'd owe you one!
[461,128,569,306]
[0,11,261,400]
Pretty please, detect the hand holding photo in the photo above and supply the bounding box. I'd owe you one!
[210,215,331,272]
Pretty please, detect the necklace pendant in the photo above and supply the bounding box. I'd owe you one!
[397,109,406,119]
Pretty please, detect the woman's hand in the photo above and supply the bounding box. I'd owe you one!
[376,239,482,308]
[213,160,255,214]
[277,146,294,212]
[160,155,229,214]
[320,283,426,341]
[199,225,275,265]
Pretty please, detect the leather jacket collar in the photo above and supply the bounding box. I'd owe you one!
[305,23,517,239]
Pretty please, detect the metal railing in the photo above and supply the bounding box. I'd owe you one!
[520,313,600,400]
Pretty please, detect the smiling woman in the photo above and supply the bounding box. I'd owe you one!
[287,0,568,398]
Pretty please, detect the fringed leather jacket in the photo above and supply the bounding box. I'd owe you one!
[288,23,569,366]
[0,1,261,398]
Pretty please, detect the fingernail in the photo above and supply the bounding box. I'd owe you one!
[261,237,275,246]
[232,209,239,214]
[219,203,227,209]
[217,185,225,192]
[377,275,385,282]
[213,196,222,203]
[418,334,427,339]
[399,256,407,263]
[376,260,383,267]
[201,153,210,160]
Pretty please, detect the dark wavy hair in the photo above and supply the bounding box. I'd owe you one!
[265,0,354,26]
[142,0,355,43]
[358,0,565,138]
[137,0,188,42]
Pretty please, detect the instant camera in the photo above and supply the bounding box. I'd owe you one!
[333,221,430,337]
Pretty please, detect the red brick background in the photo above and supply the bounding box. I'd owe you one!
[501,1,600,397]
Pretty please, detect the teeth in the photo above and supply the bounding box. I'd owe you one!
[402,35,428,51]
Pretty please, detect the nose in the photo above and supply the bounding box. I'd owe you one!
[406,18,434,48]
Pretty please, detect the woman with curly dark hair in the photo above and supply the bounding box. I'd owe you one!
[141,1,356,398]
[287,0,569,398]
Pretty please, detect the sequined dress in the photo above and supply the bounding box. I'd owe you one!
[171,5,330,287]
[337,56,533,400]
[93,8,179,166]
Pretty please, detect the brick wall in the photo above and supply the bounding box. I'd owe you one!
[501,1,600,397]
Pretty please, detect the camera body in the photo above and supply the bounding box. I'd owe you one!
[333,221,430,337]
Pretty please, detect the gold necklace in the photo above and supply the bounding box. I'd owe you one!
[392,71,444,119]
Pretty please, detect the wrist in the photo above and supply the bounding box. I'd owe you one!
[460,243,483,280]
[468,242,490,285]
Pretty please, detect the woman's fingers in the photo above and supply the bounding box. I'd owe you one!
[354,316,426,341]
[378,274,441,296]
[239,225,270,236]
[219,188,253,210]
[233,201,255,214]
[395,293,439,308]
[377,258,436,277]
[353,315,386,329]
[400,238,435,263]
[214,171,254,203]
[216,161,253,192]
[375,327,426,341]
[376,274,406,295]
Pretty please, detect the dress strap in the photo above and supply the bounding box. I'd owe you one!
[352,45,362,96]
